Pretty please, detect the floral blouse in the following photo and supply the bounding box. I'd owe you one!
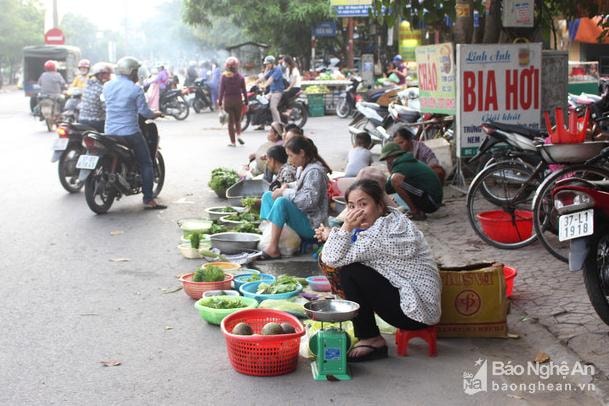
[321,208,441,325]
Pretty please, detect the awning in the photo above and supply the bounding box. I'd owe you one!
[572,17,609,44]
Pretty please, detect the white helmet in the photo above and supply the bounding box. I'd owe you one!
[91,62,113,76]
[115,56,141,77]
[263,55,275,65]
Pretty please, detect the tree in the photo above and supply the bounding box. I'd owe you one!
[60,13,105,61]
[0,0,44,84]
[370,0,604,45]
[183,0,334,67]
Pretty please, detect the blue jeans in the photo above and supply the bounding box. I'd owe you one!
[124,131,154,203]
[260,191,314,239]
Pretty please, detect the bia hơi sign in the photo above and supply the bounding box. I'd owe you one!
[456,43,541,158]
[415,43,456,115]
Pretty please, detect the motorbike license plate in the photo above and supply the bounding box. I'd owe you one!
[558,209,594,241]
[52,138,69,151]
[76,155,99,170]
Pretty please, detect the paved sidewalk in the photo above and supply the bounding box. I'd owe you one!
[418,186,609,379]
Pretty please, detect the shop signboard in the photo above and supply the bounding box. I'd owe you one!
[312,21,337,37]
[456,43,542,157]
[502,0,534,27]
[330,0,387,17]
[415,43,456,115]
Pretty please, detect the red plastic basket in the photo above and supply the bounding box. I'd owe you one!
[503,265,518,298]
[220,309,305,376]
[476,210,533,243]
[179,273,234,300]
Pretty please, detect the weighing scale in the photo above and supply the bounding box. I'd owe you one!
[303,299,360,381]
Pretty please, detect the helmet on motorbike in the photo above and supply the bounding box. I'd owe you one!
[91,62,113,77]
[224,56,239,70]
[44,60,57,72]
[78,59,91,69]
[263,55,276,65]
[115,56,141,77]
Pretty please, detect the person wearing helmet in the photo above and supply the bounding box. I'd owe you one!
[388,54,407,85]
[37,60,66,97]
[259,55,285,125]
[70,59,91,90]
[218,56,247,147]
[78,63,113,132]
[103,56,166,210]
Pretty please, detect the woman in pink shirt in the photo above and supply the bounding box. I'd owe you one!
[218,57,248,147]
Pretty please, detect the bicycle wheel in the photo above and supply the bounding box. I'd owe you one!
[467,161,538,249]
[533,164,609,263]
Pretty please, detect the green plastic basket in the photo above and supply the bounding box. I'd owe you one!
[194,295,258,325]
[307,94,325,117]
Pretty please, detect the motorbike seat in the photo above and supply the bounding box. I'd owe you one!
[72,123,96,132]
[105,135,132,148]
[487,121,543,140]
[359,101,381,110]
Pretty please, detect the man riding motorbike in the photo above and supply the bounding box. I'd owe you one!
[103,56,166,210]
[79,62,113,132]
[38,60,66,97]
[258,55,285,126]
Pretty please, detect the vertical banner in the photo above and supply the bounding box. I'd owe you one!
[415,43,456,114]
[456,43,542,157]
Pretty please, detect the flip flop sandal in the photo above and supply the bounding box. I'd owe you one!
[144,203,167,210]
[347,345,388,363]
[259,251,282,261]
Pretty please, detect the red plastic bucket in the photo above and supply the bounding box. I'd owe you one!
[503,265,518,298]
[476,210,533,243]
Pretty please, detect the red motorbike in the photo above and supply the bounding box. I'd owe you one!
[552,146,609,324]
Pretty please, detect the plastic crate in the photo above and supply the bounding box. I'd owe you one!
[307,94,325,117]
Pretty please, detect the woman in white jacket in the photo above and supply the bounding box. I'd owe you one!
[315,179,441,362]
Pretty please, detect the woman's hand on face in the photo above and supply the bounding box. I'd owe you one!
[341,208,365,232]
[314,224,331,242]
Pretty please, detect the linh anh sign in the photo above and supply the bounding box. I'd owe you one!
[45,28,65,45]
[456,43,541,158]
[415,42,456,115]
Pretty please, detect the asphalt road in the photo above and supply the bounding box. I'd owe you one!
[0,90,605,405]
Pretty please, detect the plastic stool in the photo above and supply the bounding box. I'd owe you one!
[395,325,438,357]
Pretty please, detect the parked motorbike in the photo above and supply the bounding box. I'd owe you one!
[347,101,397,148]
[240,85,307,131]
[189,78,214,113]
[552,146,609,325]
[34,94,63,131]
[159,88,189,120]
[52,122,96,193]
[76,119,165,214]
[336,76,362,119]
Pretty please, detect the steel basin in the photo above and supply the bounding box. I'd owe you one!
[304,299,360,322]
[210,232,261,254]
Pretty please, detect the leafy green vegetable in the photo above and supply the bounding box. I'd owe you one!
[245,274,261,282]
[241,197,259,213]
[256,277,301,295]
[208,168,239,193]
[204,222,228,234]
[235,222,261,234]
[201,297,247,309]
[190,233,201,249]
[192,265,225,282]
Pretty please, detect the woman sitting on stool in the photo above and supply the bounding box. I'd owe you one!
[315,179,441,362]
[259,136,329,260]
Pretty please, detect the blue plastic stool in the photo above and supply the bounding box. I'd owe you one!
[300,238,317,255]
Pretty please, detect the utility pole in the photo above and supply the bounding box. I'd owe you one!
[347,18,354,69]
[53,0,58,27]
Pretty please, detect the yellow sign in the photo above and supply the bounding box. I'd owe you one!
[398,21,421,62]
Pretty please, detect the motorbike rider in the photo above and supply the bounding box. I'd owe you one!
[38,60,66,97]
[79,62,113,132]
[258,55,285,126]
[103,56,166,210]
[281,55,301,107]
[70,59,91,90]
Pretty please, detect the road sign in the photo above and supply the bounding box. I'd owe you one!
[313,21,337,37]
[45,28,65,45]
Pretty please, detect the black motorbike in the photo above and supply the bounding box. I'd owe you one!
[240,85,307,131]
[77,119,165,214]
[61,89,82,123]
[34,93,63,131]
[189,78,214,113]
[336,76,362,119]
[52,122,96,193]
[159,88,189,120]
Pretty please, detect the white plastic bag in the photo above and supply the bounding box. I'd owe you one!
[258,221,301,257]
[218,109,227,126]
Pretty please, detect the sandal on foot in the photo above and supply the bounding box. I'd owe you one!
[259,251,282,261]
[144,203,167,210]
[347,345,388,363]
[407,211,427,221]
[237,137,245,145]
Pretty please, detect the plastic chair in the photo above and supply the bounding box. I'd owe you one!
[395,325,438,357]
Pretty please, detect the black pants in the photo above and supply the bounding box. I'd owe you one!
[339,262,427,339]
